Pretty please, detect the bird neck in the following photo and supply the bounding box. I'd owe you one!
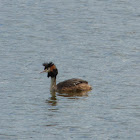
[50,77,57,92]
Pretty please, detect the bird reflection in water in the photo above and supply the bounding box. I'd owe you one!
[45,90,57,106]
[46,89,90,106]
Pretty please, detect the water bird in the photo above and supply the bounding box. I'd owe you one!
[40,62,92,93]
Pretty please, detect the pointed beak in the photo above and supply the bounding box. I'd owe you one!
[40,70,46,73]
[40,68,50,73]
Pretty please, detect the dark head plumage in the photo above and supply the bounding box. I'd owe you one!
[42,62,58,78]
[43,62,54,70]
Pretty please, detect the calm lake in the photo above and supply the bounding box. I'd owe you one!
[0,0,140,139]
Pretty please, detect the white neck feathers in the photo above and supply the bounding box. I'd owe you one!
[50,77,57,92]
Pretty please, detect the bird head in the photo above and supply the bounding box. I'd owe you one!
[40,62,58,78]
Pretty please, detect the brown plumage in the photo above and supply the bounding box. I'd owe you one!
[40,62,92,93]
[57,78,92,92]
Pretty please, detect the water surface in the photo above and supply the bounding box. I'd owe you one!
[0,0,140,140]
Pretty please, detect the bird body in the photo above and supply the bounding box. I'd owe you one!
[57,78,91,92]
[41,62,92,93]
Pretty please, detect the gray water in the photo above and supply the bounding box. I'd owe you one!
[0,0,140,140]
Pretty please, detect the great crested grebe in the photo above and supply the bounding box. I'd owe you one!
[40,62,92,93]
